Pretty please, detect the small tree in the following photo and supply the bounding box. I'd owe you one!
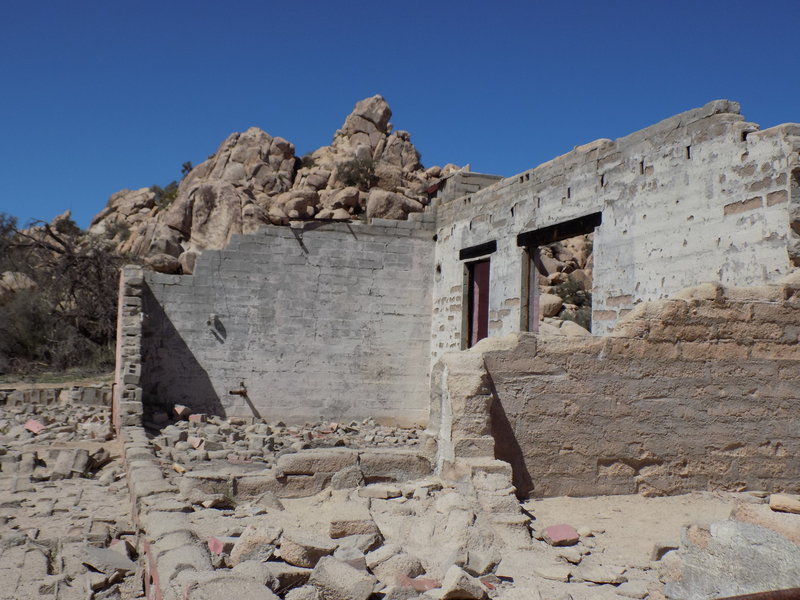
[0,213,128,375]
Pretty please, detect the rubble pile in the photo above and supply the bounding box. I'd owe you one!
[147,411,424,468]
[2,383,799,599]
[0,386,142,599]
[0,385,113,445]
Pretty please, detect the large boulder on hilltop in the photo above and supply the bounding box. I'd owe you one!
[118,220,183,258]
[90,188,156,230]
[90,94,453,262]
[341,95,392,137]
[366,189,423,220]
[166,128,297,252]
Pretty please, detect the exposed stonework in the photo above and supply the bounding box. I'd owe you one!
[99,101,800,600]
[114,265,144,432]
[432,100,800,353]
[432,282,800,498]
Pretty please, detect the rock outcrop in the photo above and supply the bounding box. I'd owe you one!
[89,95,453,269]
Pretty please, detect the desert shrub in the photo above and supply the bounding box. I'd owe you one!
[551,278,592,331]
[106,220,131,241]
[151,181,179,209]
[552,278,590,307]
[337,157,377,190]
[300,154,317,169]
[0,213,126,375]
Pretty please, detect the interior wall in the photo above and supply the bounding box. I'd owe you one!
[140,221,435,425]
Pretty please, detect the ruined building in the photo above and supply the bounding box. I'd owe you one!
[115,99,800,499]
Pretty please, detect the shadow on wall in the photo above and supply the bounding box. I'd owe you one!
[489,377,534,498]
[140,283,226,418]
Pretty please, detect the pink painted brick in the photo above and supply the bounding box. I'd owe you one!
[24,419,45,434]
[208,536,237,555]
[543,524,579,546]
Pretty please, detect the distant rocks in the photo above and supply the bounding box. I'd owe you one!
[89,95,456,270]
[0,271,37,304]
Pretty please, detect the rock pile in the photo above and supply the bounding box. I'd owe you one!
[0,386,140,599]
[147,411,424,468]
[535,233,593,336]
[89,95,460,272]
[662,495,800,599]
[0,271,37,304]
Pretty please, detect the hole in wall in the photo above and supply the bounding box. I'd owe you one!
[600,174,606,187]
[567,187,571,199]
[639,160,645,175]
[686,146,692,159]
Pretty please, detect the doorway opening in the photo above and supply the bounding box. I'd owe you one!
[466,259,490,348]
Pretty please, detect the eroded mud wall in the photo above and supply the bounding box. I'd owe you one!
[439,284,800,497]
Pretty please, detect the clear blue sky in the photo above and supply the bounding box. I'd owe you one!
[2,0,799,228]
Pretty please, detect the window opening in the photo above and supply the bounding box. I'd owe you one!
[518,213,600,334]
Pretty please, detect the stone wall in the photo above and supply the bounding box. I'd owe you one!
[114,265,145,432]
[137,221,435,426]
[0,384,112,408]
[433,282,800,498]
[431,100,800,356]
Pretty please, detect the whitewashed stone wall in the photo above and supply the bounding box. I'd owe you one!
[139,221,435,426]
[432,100,800,357]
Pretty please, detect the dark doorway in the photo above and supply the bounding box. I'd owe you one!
[467,259,490,347]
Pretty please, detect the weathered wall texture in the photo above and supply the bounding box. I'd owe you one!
[434,282,800,498]
[114,265,145,431]
[431,100,800,356]
[139,221,435,425]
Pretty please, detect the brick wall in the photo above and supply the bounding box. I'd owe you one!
[138,221,434,425]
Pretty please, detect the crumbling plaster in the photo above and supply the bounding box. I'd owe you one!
[431,100,800,356]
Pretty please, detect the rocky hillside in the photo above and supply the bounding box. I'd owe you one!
[89,96,458,273]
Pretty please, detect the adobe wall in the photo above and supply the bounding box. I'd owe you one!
[137,220,435,426]
[433,282,800,498]
[431,100,800,356]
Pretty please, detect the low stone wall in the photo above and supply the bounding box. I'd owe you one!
[0,383,111,408]
[433,281,800,498]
